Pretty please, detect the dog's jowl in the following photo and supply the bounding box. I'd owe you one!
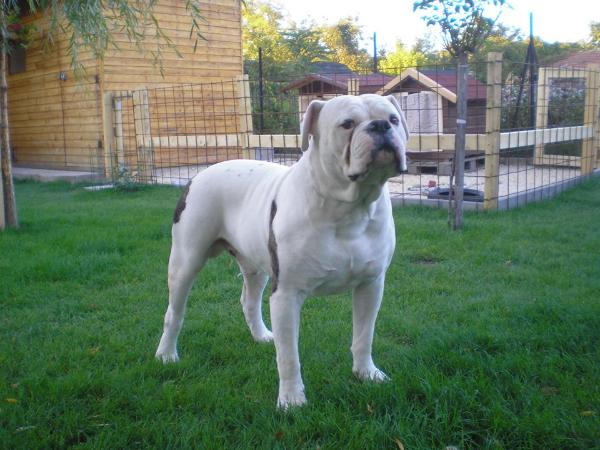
[155,94,409,409]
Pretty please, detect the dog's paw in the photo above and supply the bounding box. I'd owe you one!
[353,366,389,383]
[155,349,179,363]
[277,390,307,410]
[253,329,274,343]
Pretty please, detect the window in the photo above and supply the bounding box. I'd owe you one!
[9,47,26,75]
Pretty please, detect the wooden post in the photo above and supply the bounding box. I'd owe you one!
[596,67,600,170]
[132,89,154,183]
[102,91,115,179]
[484,52,503,210]
[113,94,125,170]
[582,64,599,176]
[451,51,469,229]
[533,67,548,165]
[236,74,253,159]
[347,78,360,96]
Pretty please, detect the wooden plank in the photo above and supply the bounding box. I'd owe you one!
[407,133,486,151]
[500,125,594,149]
[484,52,503,210]
[153,134,243,148]
[148,132,486,151]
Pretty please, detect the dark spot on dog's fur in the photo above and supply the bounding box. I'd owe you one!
[268,200,279,293]
[173,180,192,224]
[222,239,238,258]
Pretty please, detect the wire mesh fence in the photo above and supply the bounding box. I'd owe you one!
[103,54,599,209]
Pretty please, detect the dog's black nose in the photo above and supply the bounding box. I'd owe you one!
[368,119,391,133]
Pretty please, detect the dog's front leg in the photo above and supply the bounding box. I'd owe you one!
[270,289,306,409]
[351,275,388,382]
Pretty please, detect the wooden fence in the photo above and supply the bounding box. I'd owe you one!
[101,54,600,210]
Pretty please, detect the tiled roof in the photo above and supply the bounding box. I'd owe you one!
[551,50,600,67]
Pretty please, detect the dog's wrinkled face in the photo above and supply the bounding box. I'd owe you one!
[301,94,409,185]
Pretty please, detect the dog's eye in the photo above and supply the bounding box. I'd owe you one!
[341,119,355,130]
[390,115,400,125]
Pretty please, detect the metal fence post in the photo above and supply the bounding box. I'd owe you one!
[484,52,503,210]
[132,89,154,183]
[582,64,599,176]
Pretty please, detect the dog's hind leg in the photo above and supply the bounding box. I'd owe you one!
[238,267,273,343]
[155,243,206,363]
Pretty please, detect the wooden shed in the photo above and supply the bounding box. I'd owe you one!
[281,69,394,120]
[7,0,243,173]
[377,69,487,134]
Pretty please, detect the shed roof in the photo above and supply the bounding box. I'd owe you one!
[282,67,487,101]
[551,50,600,68]
[281,72,394,92]
[377,68,487,102]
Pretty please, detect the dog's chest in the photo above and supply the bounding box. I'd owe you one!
[302,217,394,295]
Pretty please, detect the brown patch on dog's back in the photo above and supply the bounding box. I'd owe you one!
[173,180,192,224]
[268,200,279,293]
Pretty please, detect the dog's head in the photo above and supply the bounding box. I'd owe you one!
[300,94,409,202]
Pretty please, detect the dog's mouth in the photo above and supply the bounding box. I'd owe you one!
[347,141,407,182]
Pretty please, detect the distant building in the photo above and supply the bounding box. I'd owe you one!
[550,50,600,68]
[282,63,487,134]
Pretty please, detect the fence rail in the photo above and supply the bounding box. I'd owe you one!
[102,54,600,210]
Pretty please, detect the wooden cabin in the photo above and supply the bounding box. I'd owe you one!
[281,69,394,122]
[8,0,243,173]
[377,69,487,134]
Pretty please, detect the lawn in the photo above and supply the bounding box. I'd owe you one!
[1,179,599,449]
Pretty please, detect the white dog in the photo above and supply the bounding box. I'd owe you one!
[155,94,409,408]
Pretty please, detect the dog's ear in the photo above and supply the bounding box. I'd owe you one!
[385,95,410,140]
[301,99,326,151]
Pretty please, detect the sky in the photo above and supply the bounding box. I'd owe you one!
[278,0,600,53]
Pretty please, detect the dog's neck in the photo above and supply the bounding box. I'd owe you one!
[303,146,389,206]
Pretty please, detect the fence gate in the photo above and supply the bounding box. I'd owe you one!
[103,76,257,184]
[534,65,599,174]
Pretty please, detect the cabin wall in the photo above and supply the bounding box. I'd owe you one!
[8,0,243,172]
[8,16,101,170]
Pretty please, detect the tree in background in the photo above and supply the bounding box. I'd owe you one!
[590,22,600,48]
[414,0,507,230]
[318,17,371,72]
[0,0,205,230]
[242,0,291,64]
[379,40,428,73]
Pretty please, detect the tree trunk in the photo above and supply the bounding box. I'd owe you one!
[451,52,468,230]
[0,1,18,229]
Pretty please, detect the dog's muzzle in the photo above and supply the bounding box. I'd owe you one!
[368,120,407,174]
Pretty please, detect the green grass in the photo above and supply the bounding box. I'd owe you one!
[1,179,599,449]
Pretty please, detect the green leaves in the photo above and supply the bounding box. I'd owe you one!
[413,0,508,56]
